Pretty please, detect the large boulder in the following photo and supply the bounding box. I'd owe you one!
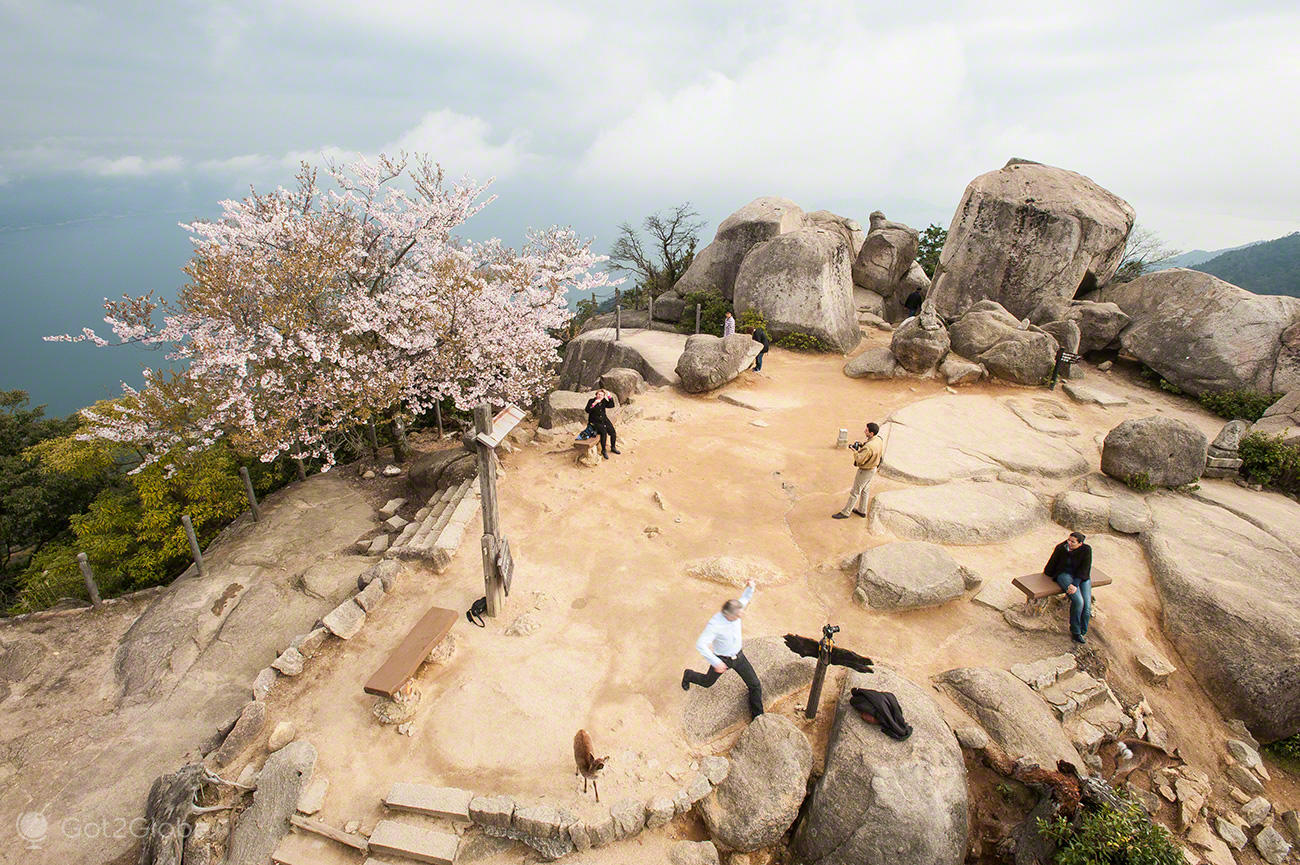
[867,480,1047,544]
[1142,494,1300,741]
[1040,319,1081,354]
[948,301,1022,358]
[557,327,687,390]
[683,636,816,741]
[889,314,950,373]
[539,390,620,429]
[852,211,920,294]
[1065,301,1130,354]
[599,367,646,404]
[1250,389,1300,446]
[227,740,317,865]
[674,197,805,299]
[1102,269,1300,395]
[409,448,476,499]
[938,667,1084,769]
[843,347,899,380]
[794,667,967,865]
[733,227,859,353]
[806,210,867,259]
[854,542,980,610]
[929,159,1135,320]
[699,714,813,851]
[1100,416,1207,488]
[653,290,686,322]
[675,334,759,393]
[977,329,1059,385]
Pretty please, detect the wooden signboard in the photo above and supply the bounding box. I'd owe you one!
[496,537,513,597]
[474,404,525,448]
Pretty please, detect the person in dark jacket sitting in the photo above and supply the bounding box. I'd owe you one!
[1043,531,1093,644]
[585,389,619,459]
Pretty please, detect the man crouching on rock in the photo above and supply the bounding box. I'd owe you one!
[681,580,764,721]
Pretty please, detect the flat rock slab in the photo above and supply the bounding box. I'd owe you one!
[683,636,816,741]
[1142,494,1300,742]
[1189,480,1300,557]
[854,541,980,610]
[384,783,473,821]
[1062,381,1128,406]
[368,820,459,865]
[883,395,1088,485]
[868,480,1048,544]
[937,667,1083,770]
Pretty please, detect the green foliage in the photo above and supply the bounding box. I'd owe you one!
[776,331,835,353]
[1263,733,1300,769]
[736,309,767,333]
[1197,390,1280,422]
[1193,231,1300,298]
[1124,472,1155,493]
[915,223,947,278]
[1138,365,1183,395]
[1239,432,1300,495]
[1038,799,1184,865]
[676,291,731,336]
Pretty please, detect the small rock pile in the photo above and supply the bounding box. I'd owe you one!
[1203,420,1248,479]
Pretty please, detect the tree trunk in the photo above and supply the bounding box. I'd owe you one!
[139,764,205,865]
[391,416,411,463]
[366,420,380,458]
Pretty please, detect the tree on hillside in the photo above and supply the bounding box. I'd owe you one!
[1112,224,1181,284]
[915,223,947,278]
[608,203,704,305]
[48,154,614,471]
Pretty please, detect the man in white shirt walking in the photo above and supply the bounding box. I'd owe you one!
[680,581,764,720]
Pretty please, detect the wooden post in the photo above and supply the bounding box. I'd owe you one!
[182,514,205,576]
[294,458,307,482]
[648,293,655,321]
[76,552,101,606]
[615,290,622,342]
[695,303,702,334]
[474,404,506,617]
[805,641,832,720]
[434,402,444,438]
[239,466,262,522]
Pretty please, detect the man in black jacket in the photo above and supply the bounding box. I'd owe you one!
[585,389,619,459]
[1043,531,1093,644]
[751,326,771,371]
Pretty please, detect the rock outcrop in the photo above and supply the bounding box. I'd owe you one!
[1102,268,1300,395]
[867,480,1047,544]
[675,334,760,393]
[539,390,620,430]
[853,542,980,610]
[853,212,918,293]
[795,668,967,865]
[938,667,1084,768]
[1250,389,1300,445]
[929,159,1135,320]
[1142,494,1300,742]
[806,210,867,259]
[889,311,950,374]
[227,741,317,865]
[733,227,859,353]
[674,197,805,299]
[946,300,1060,385]
[599,367,646,404]
[699,714,812,851]
[557,328,687,390]
[1100,416,1207,488]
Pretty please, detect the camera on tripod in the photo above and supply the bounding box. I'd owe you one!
[822,623,840,640]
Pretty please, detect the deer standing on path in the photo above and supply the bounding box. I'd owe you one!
[573,729,607,802]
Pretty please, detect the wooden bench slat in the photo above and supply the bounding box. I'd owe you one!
[1013,569,1112,600]
[364,606,458,698]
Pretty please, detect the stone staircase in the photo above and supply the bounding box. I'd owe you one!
[389,477,480,571]
[1010,654,1130,753]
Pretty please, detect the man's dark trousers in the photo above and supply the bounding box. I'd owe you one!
[683,650,764,719]
[754,346,768,371]
[595,420,616,456]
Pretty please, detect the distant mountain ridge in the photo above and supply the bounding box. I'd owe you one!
[1189,231,1300,298]
[1152,242,1260,270]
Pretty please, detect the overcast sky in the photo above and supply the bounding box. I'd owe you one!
[4,0,1299,253]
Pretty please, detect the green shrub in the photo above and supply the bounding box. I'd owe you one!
[736,309,767,333]
[776,331,834,353]
[1239,432,1300,494]
[676,291,731,336]
[1263,733,1300,769]
[1038,798,1184,865]
[1197,390,1280,422]
[1124,472,1155,492]
[1139,365,1183,395]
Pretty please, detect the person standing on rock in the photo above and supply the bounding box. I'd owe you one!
[681,580,764,720]
[585,389,620,459]
[750,325,771,371]
[833,422,883,520]
[1043,531,1093,644]
[723,311,736,338]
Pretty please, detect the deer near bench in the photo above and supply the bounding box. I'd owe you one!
[573,729,608,802]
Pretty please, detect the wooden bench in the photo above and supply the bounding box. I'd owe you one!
[364,605,458,699]
[1013,569,1111,613]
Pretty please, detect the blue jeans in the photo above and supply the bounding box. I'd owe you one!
[1054,571,1091,636]
[755,346,768,370]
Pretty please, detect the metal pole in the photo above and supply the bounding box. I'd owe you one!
[239,466,262,522]
[474,404,506,617]
[76,552,102,606]
[695,304,701,334]
[805,641,832,719]
[182,514,205,576]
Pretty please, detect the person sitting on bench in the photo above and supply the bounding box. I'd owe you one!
[585,389,619,459]
[1043,531,1093,644]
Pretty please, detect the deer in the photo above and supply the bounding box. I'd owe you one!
[573,729,608,802]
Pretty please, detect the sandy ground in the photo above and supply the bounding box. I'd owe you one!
[236,335,1298,864]
[4,332,1297,865]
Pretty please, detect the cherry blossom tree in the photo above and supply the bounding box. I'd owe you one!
[50,154,614,471]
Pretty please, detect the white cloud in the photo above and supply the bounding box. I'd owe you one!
[81,154,185,177]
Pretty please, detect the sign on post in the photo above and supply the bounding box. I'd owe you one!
[474,404,526,449]
[1048,347,1082,389]
[496,537,514,597]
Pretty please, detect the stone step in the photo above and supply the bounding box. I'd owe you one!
[408,485,459,548]
[432,482,480,555]
[384,782,473,821]
[367,820,459,864]
[1038,670,1111,720]
[417,480,473,553]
